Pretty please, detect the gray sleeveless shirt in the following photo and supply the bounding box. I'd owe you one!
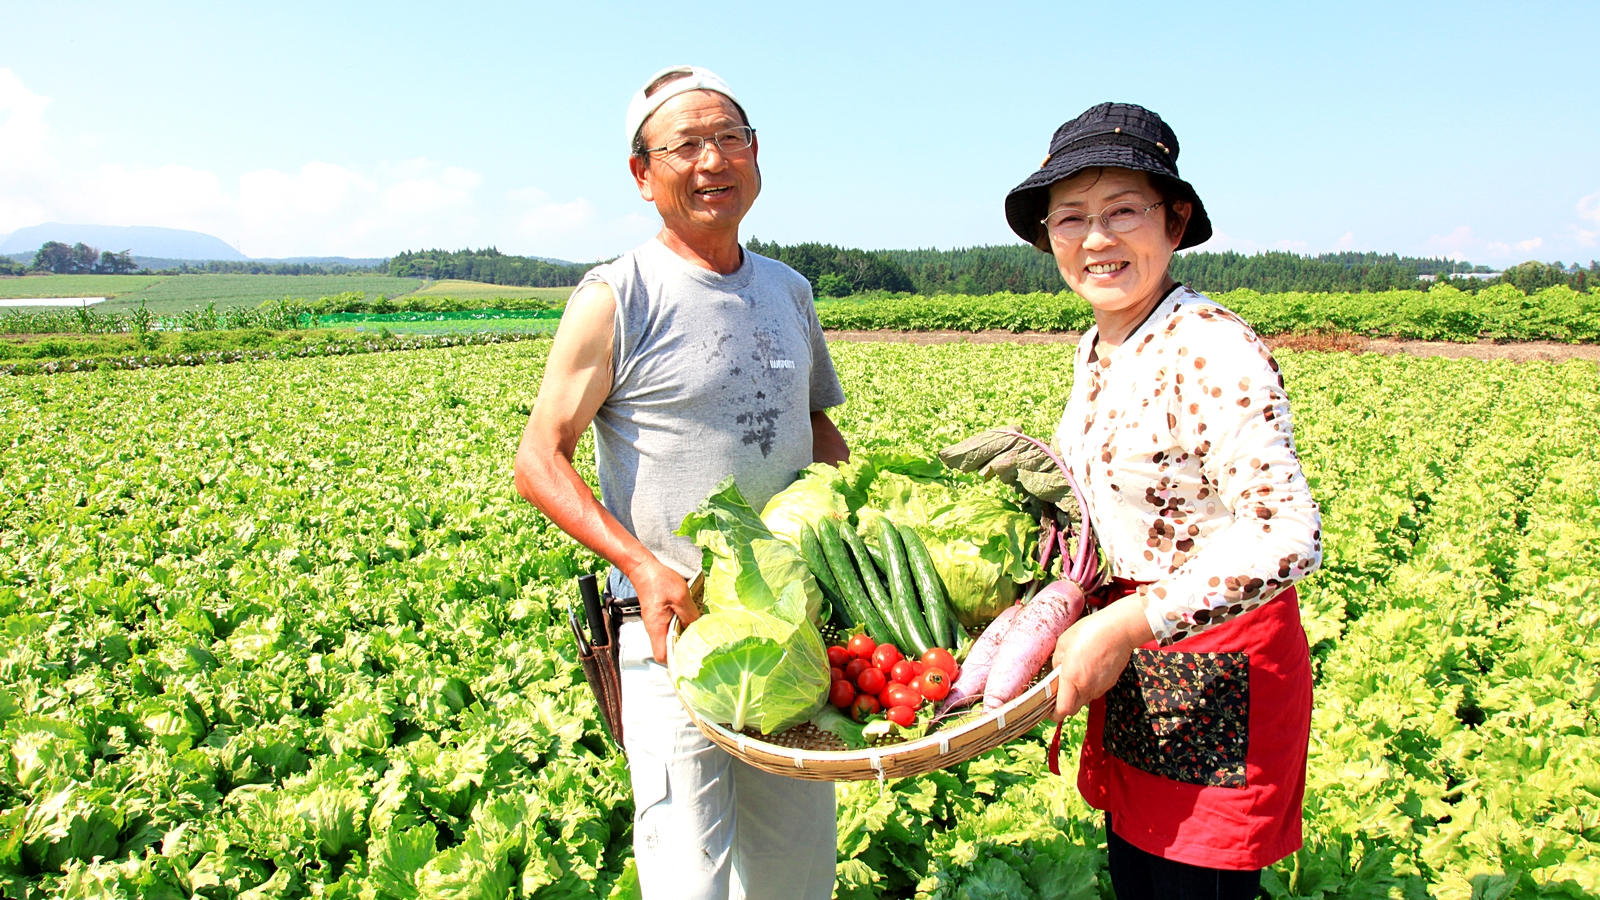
[577,239,846,592]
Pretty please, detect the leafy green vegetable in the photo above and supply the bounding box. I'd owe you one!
[677,477,824,625]
[1,335,1597,900]
[671,603,829,735]
[810,705,868,750]
[865,471,1036,627]
[759,463,851,548]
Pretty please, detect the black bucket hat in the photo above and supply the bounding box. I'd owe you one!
[1005,102,1211,251]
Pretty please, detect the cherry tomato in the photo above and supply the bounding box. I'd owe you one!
[884,684,923,710]
[919,668,951,701]
[827,645,851,668]
[908,674,925,697]
[886,705,916,727]
[843,658,870,683]
[889,660,917,685]
[921,648,958,676]
[850,693,880,722]
[856,666,887,697]
[829,680,855,709]
[847,634,877,659]
[950,663,961,683]
[829,666,844,683]
[870,644,903,672]
[911,660,927,676]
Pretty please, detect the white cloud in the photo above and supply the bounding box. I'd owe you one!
[1332,231,1356,251]
[0,68,51,173]
[1425,225,1476,258]
[65,164,232,231]
[0,68,653,258]
[1576,190,1600,247]
[1484,236,1544,258]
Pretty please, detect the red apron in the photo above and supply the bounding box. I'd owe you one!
[1054,580,1312,871]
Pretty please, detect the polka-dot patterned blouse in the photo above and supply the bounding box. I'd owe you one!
[1054,285,1323,646]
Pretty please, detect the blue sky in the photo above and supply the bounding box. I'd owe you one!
[1,0,1596,266]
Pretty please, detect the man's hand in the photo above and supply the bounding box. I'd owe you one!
[1049,594,1155,721]
[631,558,700,664]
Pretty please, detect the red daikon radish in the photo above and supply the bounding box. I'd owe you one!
[935,604,1020,716]
[982,579,1088,709]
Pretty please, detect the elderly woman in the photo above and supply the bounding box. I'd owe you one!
[1004,103,1322,899]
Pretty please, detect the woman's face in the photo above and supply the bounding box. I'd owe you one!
[1044,168,1187,317]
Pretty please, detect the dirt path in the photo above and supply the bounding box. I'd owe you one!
[824,330,1600,363]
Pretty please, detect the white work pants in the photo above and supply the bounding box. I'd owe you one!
[618,620,837,900]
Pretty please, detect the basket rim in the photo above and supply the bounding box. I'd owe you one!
[665,615,1059,768]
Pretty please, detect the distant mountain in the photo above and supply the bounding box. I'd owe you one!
[264,256,389,266]
[0,223,249,261]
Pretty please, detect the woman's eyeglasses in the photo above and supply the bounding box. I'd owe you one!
[1042,200,1164,241]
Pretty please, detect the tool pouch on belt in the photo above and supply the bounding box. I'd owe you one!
[570,595,625,753]
[571,599,625,752]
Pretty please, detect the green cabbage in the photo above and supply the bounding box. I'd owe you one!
[677,476,824,625]
[672,597,830,735]
[759,463,850,548]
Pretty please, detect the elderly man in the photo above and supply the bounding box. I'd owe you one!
[513,66,846,899]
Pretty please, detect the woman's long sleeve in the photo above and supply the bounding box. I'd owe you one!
[1134,310,1323,646]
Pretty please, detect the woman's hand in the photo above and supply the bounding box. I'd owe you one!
[1050,595,1154,720]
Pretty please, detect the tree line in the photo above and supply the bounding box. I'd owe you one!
[2,244,379,277]
[147,260,378,276]
[17,242,140,276]
[6,237,1595,296]
[381,248,596,286]
[749,241,1599,297]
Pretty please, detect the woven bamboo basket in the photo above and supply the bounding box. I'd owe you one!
[665,617,1060,782]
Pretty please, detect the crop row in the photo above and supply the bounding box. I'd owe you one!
[817,283,1600,343]
[10,283,1600,349]
[0,332,544,377]
[1,295,561,338]
[0,343,1595,898]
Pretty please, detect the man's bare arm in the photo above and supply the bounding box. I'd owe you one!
[811,410,849,466]
[513,282,697,663]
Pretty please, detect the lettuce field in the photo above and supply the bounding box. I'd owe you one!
[0,341,1596,899]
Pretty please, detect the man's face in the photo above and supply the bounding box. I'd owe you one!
[630,90,760,238]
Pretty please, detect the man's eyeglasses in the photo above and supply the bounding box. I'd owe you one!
[1042,200,1164,241]
[645,126,756,164]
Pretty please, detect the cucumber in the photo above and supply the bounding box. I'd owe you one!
[876,518,936,655]
[801,522,852,628]
[816,518,895,646]
[840,523,910,650]
[866,541,889,576]
[898,523,960,650]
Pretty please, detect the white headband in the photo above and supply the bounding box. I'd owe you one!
[625,66,741,149]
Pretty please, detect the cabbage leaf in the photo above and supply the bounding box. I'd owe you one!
[759,463,850,548]
[672,601,829,735]
[678,476,823,625]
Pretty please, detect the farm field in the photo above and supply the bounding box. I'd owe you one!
[0,343,1596,899]
[321,310,563,338]
[0,275,425,315]
[0,275,169,301]
[406,281,573,305]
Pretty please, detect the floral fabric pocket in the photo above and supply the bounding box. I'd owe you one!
[1103,648,1250,788]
